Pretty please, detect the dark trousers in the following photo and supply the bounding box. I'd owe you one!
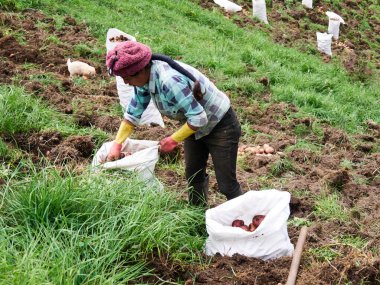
[184,107,243,201]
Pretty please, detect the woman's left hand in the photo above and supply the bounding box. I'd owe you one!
[159,136,178,153]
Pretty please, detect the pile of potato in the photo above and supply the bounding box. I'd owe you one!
[231,215,265,232]
[238,143,275,156]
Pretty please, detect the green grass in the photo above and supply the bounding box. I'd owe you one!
[340,159,353,170]
[0,139,9,159]
[240,120,257,142]
[0,85,109,145]
[288,217,312,227]
[28,72,62,86]
[309,246,340,262]
[6,0,379,134]
[285,140,322,154]
[338,235,368,251]
[157,158,185,177]
[73,43,103,58]
[270,158,295,176]
[44,34,62,45]
[0,166,205,283]
[0,138,24,165]
[0,85,58,134]
[313,193,349,222]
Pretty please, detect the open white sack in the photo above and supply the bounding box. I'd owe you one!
[326,11,345,40]
[92,138,160,184]
[302,0,313,9]
[205,190,294,261]
[252,0,268,24]
[316,32,333,56]
[106,28,164,128]
[213,0,242,13]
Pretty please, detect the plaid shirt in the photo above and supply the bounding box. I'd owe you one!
[125,60,230,139]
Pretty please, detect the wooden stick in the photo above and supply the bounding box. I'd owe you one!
[286,226,308,285]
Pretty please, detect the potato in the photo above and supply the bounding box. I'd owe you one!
[248,223,256,232]
[245,147,256,153]
[252,215,265,228]
[264,146,275,154]
[240,225,250,231]
[232,219,245,227]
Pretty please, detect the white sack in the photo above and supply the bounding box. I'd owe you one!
[92,138,160,183]
[213,0,242,13]
[326,11,345,40]
[205,190,294,261]
[252,0,268,24]
[302,0,313,9]
[106,28,164,128]
[316,32,333,56]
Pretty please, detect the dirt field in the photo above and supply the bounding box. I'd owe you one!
[1,8,379,284]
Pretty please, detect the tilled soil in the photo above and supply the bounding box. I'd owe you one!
[1,8,379,285]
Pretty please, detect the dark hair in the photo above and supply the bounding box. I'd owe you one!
[151,54,204,101]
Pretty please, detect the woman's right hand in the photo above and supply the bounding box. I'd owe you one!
[106,142,123,162]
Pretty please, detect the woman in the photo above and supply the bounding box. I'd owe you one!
[106,41,243,206]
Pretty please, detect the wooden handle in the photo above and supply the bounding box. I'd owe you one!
[286,226,308,285]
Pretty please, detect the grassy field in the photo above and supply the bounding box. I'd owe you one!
[4,0,379,132]
[1,0,379,283]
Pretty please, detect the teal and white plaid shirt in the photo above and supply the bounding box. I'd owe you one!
[125,60,230,139]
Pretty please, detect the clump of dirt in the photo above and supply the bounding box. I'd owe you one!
[74,111,121,132]
[133,124,175,141]
[8,131,63,157]
[0,35,41,63]
[4,131,94,165]
[45,135,94,165]
[323,169,350,191]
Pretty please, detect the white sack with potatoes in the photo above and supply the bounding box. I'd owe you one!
[205,190,294,261]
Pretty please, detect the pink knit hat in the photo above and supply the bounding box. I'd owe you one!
[106,41,152,77]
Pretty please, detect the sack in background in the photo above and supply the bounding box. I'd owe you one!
[302,0,313,9]
[252,0,268,24]
[205,190,294,261]
[326,11,345,40]
[92,138,161,186]
[316,32,333,56]
[106,28,165,128]
[213,0,242,13]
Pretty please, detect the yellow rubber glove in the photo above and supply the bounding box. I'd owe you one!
[115,120,135,144]
[170,122,197,143]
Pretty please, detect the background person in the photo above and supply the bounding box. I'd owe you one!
[105,41,243,206]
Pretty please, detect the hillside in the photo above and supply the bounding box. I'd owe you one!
[0,0,379,284]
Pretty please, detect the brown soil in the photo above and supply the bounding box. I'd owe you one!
[194,0,380,81]
[1,8,380,285]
